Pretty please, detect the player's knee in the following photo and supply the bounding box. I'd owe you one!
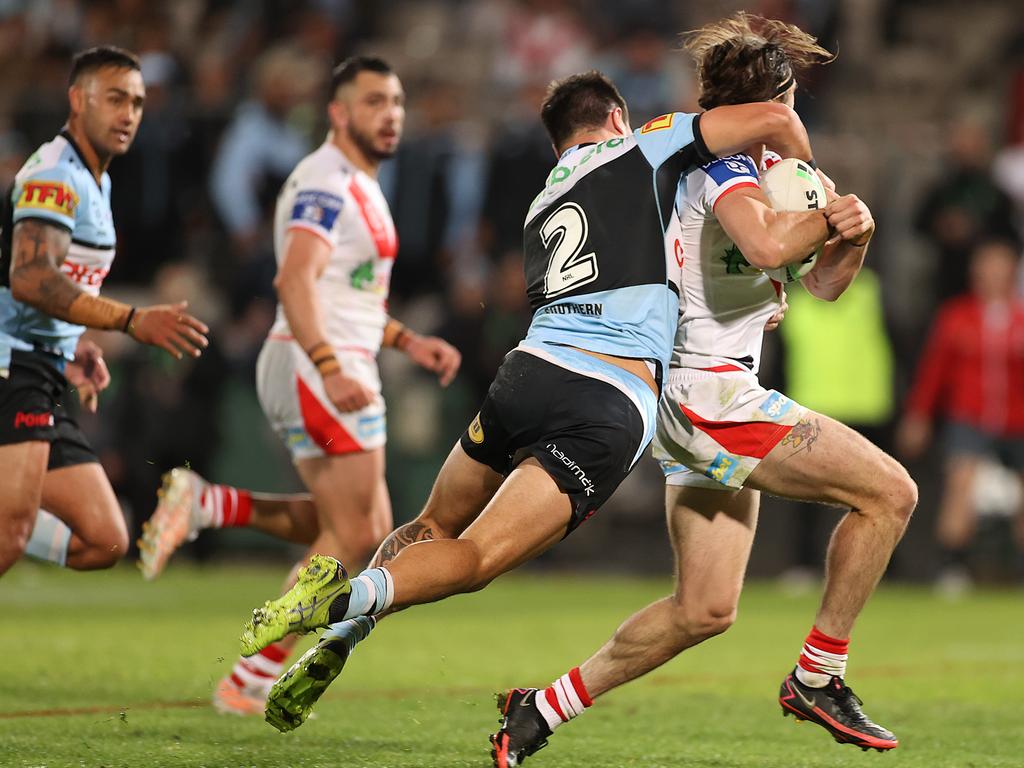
[672,600,737,642]
[889,465,918,528]
[0,509,34,562]
[78,519,129,570]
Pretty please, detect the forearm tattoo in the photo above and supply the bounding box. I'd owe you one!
[372,521,434,567]
[780,416,821,458]
[10,219,78,316]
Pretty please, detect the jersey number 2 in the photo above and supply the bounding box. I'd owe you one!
[541,202,598,298]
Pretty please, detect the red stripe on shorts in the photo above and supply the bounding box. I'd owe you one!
[296,376,364,455]
[679,404,792,459]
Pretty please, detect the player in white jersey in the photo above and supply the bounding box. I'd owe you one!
[493,15,918,763]
[0,46,208,578]
[138,56,460,714]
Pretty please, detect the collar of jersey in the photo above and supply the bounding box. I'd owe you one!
[558,142,596,162]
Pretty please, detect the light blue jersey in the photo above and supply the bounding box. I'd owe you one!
[0,132,117,367]
[520,112,713,383]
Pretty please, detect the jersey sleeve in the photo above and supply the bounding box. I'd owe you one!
[696,154,760,212]
[633,112,714,170]
[286,186,346,244]
[12,163,79,232]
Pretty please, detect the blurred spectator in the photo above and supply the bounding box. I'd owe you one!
[597,27,676,119]
[208,44,317,266]
[896,240,1024,590]
[107,48,188,284]
[777,269,896,583]
[385,80,486,300]
[479,81,553,261]
[914,120,1019,303]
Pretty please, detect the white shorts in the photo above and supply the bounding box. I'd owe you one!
[652,366,807,490]
[256,337,386,461]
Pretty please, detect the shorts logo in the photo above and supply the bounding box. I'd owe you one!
[547,443,596,496]
[705,451,738,485]
[357,414,385,439]
[13,411,54,429]
[17,181,78,218]
[640,113,674,134]
[468,413,484,444]
[760,392,793,421]
[284,427,315,451]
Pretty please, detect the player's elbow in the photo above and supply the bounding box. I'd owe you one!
[9,270,38,306]
[743,238,787,271]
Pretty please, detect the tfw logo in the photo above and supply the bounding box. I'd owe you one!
[13,411,54,429]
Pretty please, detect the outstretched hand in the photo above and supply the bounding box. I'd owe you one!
[403,335,461,386]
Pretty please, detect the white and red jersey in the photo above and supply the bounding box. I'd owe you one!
[672,151,782,374]
[269,142,398,354]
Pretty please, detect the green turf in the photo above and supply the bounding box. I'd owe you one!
[0,563,1020,767]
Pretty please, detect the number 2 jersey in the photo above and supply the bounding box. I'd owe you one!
[0,132,117,368]
[520,112,715,383]
[268,141,398,355]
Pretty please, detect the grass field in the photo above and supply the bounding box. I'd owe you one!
[0,563,1020,768]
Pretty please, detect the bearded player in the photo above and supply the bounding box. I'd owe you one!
[0,46,208,578]
[137,56,460,714]
[490,15,916,765]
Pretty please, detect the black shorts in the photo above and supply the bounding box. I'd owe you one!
[0,348,98,470]
[460,350,646,535]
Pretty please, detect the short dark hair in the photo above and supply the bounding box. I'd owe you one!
[540,71,627,150]
[69,45,141,87]
[329,56,393,99]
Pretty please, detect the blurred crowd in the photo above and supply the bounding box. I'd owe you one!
[2,0,1023,584]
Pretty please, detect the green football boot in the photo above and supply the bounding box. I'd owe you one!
[264,616,376,732]
[240,555,350,656]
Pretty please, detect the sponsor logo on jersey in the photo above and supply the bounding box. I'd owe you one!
[702,155,757,185]
[62,260,110,288]
[291,190,344,231]
[721,244,752,275]
[539,302,603,317]
[547,443,595,496]
[13,411,54,429]
[350,259,375,290]
[760,392,794,421]
[640,113,674,134]
[17,181,79,218]
[468,413,484,444]
[705,451,738,485]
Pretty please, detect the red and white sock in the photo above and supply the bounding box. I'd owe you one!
[201,485,252,528]
[534,667,593,732]
[229,642,288,695]
[796,625,849,688]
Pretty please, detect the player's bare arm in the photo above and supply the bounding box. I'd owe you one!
[714,186,829,270]
[700,103,812,163]
[382,316,461,386]
[274,227,375,412]
[802,194,875,301]
[9,219,208,359]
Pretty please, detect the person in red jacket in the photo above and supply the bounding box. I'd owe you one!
[897,238,1024,589]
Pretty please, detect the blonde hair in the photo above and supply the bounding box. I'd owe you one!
[683,12,834,109]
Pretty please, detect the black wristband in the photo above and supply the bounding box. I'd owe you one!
[806,158,817,170]
[122,306,136,334]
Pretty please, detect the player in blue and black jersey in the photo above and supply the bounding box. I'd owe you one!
[0,46,209,577]
[234,71,820,735]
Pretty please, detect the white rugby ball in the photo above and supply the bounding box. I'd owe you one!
[760,157,826,283]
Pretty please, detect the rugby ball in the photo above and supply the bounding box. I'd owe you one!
[760,158,826,283]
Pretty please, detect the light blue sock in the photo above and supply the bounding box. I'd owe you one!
[342,567,394,620]
[24,509,71,567]
[322,616,376,653]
